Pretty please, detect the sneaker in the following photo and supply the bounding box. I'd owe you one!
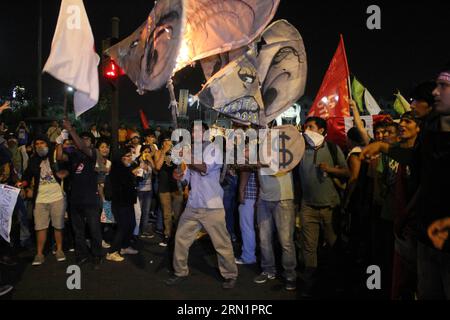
[32,254,45,266]
[120,247,139,255]
[235,258,256,265]
[222,278,237,289]
[254,272,276,284]
[285,280,297,291]
[159,237,169,247]
[165,275,187,286]
[102,240,111,249]
[106,252,125,262]
[141,232,155,239]
[0,285,13,297]
[55,251,66,262]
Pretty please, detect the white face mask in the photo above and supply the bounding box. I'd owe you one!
[303,130,325,148]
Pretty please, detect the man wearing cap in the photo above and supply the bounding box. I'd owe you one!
[128,132,142,162]
[410,81,436,120]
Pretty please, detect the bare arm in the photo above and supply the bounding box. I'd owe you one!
[343,154,362,208]
[350,100,371,146]
[55,143,68,162]
[154,150,165,171]
[187,163,207,174]
[360,141,390,161]
[63,119,93,158]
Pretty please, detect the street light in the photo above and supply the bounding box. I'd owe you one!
[67,86,74,92]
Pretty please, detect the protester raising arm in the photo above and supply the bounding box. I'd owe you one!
[154,139,172,171]
[350,100,371,146]
[62,119,94,158]
[0,101,11,114]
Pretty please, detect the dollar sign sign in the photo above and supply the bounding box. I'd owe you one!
[279,131,293,169]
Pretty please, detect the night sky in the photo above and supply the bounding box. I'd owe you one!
[0,0,449,122]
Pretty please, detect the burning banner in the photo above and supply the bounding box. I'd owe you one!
[105,0,185,93]
[106,0,280,94]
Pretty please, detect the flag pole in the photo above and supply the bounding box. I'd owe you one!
[340,34,352,109]
[63,90,68,119]
[167,79,179,129]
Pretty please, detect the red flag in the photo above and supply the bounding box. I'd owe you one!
[308,35,350,119]
[139,109,149,130]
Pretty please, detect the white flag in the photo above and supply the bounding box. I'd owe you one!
[43,0,99,117]
[364,89,382,115]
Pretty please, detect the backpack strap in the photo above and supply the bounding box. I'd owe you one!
[326,141,338,168]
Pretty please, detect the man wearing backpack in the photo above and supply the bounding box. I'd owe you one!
[298,117,350,297]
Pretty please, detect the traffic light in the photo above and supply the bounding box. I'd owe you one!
[103,58,123,80]
[101,37,124,82]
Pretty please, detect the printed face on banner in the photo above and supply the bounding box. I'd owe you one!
[106,0,280,93]
[106,0,184,93]
[197,49,264,126]
[257,20,307,123]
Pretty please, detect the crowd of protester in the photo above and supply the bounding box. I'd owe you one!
[0,63,449,299]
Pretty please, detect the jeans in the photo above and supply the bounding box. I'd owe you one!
[71,201,103,258]
[223,175,238,241]
[238,199,256,263]
[257,199,297,281]
[138,191,153,234]
[417,241,450,299]
[110,204,136,253]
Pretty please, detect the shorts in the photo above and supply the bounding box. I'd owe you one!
[33,198,65,231]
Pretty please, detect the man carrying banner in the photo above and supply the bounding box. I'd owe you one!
[167,122,238,289]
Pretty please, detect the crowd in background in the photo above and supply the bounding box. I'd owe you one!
[0,63,449,299]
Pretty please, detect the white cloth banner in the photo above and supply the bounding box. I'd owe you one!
[43,0,100,117]
[0,185,20,243]
[364,89,382,115]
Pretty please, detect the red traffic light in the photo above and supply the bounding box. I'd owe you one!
[103,59,124,80]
